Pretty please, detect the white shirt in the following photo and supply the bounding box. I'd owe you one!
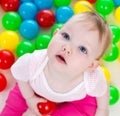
[11,49,107,103]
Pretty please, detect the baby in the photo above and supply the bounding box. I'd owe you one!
[1,11,111,116]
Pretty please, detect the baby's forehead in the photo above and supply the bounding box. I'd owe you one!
[63,16,98,31]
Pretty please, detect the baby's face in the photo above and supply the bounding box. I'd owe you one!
[47,17,101,77]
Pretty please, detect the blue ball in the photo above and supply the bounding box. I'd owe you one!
[113,0,120,6]
[18,2,38,20]
[34,0,53,10]
[19,20,40,40]
[55,6,74,23]
[20,0,33,2]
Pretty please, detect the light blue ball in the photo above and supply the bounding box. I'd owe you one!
[34,0,53,10]
[19,20,40,40]
[55,6,74,23]
[113,0,120,6]
[18,2,38,20]
[20,0,33,2]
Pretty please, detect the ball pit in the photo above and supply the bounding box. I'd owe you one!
[0,0,120,115]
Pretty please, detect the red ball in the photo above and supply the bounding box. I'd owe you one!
[0,73,7,92]
[37,100,56,115]
[36,9,56,28]
[1,0,20,12]
[87,0,96,3]
[0,49,15,69]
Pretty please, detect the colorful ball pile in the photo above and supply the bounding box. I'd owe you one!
[0,0,120,107]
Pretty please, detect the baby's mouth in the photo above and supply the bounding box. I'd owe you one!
[56,55,66,64]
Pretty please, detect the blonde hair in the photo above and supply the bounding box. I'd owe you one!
[68,11,112,59]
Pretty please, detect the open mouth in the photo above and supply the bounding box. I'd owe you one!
[56,55,66,64]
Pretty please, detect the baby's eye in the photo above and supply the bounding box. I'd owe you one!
[79,46,87,54]
[61,32,70,40]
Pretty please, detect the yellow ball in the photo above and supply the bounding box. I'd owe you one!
[118,56,120,62]
[73,1,92,14]
[100,66,111,84]
[114,6,120,22]
[0,31,20,51]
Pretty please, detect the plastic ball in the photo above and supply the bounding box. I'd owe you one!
[0,31,20,51]
[51,23,63,36]
[113,0,120,7]
[37,100,56,115]
[0,49,15,69]
[103,44,119,62]
[87,0,97,4]
[19,20,40,40]
[20,0,33,2]
[109,85,119,105]
[36,10,55,28]
[16,40,35,57]
[100,66,111,84]
[1,0,20,12]
[53,0,71,7]
[114,6,120,22]
[95,0,114,16]
[118,56,120,62]
[73,1,92,14]
[110,25,120,44]
[55,6,74,23]
[35,34,51,49]
[2,12,22,30]
[34,0,53,10]
[18,2,38,20]
[0,73,7,92]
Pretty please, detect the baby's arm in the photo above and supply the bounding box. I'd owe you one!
[95,85,109,116]
[17,80,46,116]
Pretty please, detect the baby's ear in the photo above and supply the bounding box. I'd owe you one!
[87,60,100,72]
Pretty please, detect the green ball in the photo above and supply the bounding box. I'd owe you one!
[103,44,119,62]
[16,40,35,57]
[110,25,120,44]
[95,0,114,16]
[51,23,63,36]
[35,34,51,49]
[53,0,71,7]
[109,85,119,105]
[2,12,22,31]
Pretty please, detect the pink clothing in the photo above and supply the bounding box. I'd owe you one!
[1,83,97,116]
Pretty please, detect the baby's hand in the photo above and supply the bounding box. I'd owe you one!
[26,95,47,116]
